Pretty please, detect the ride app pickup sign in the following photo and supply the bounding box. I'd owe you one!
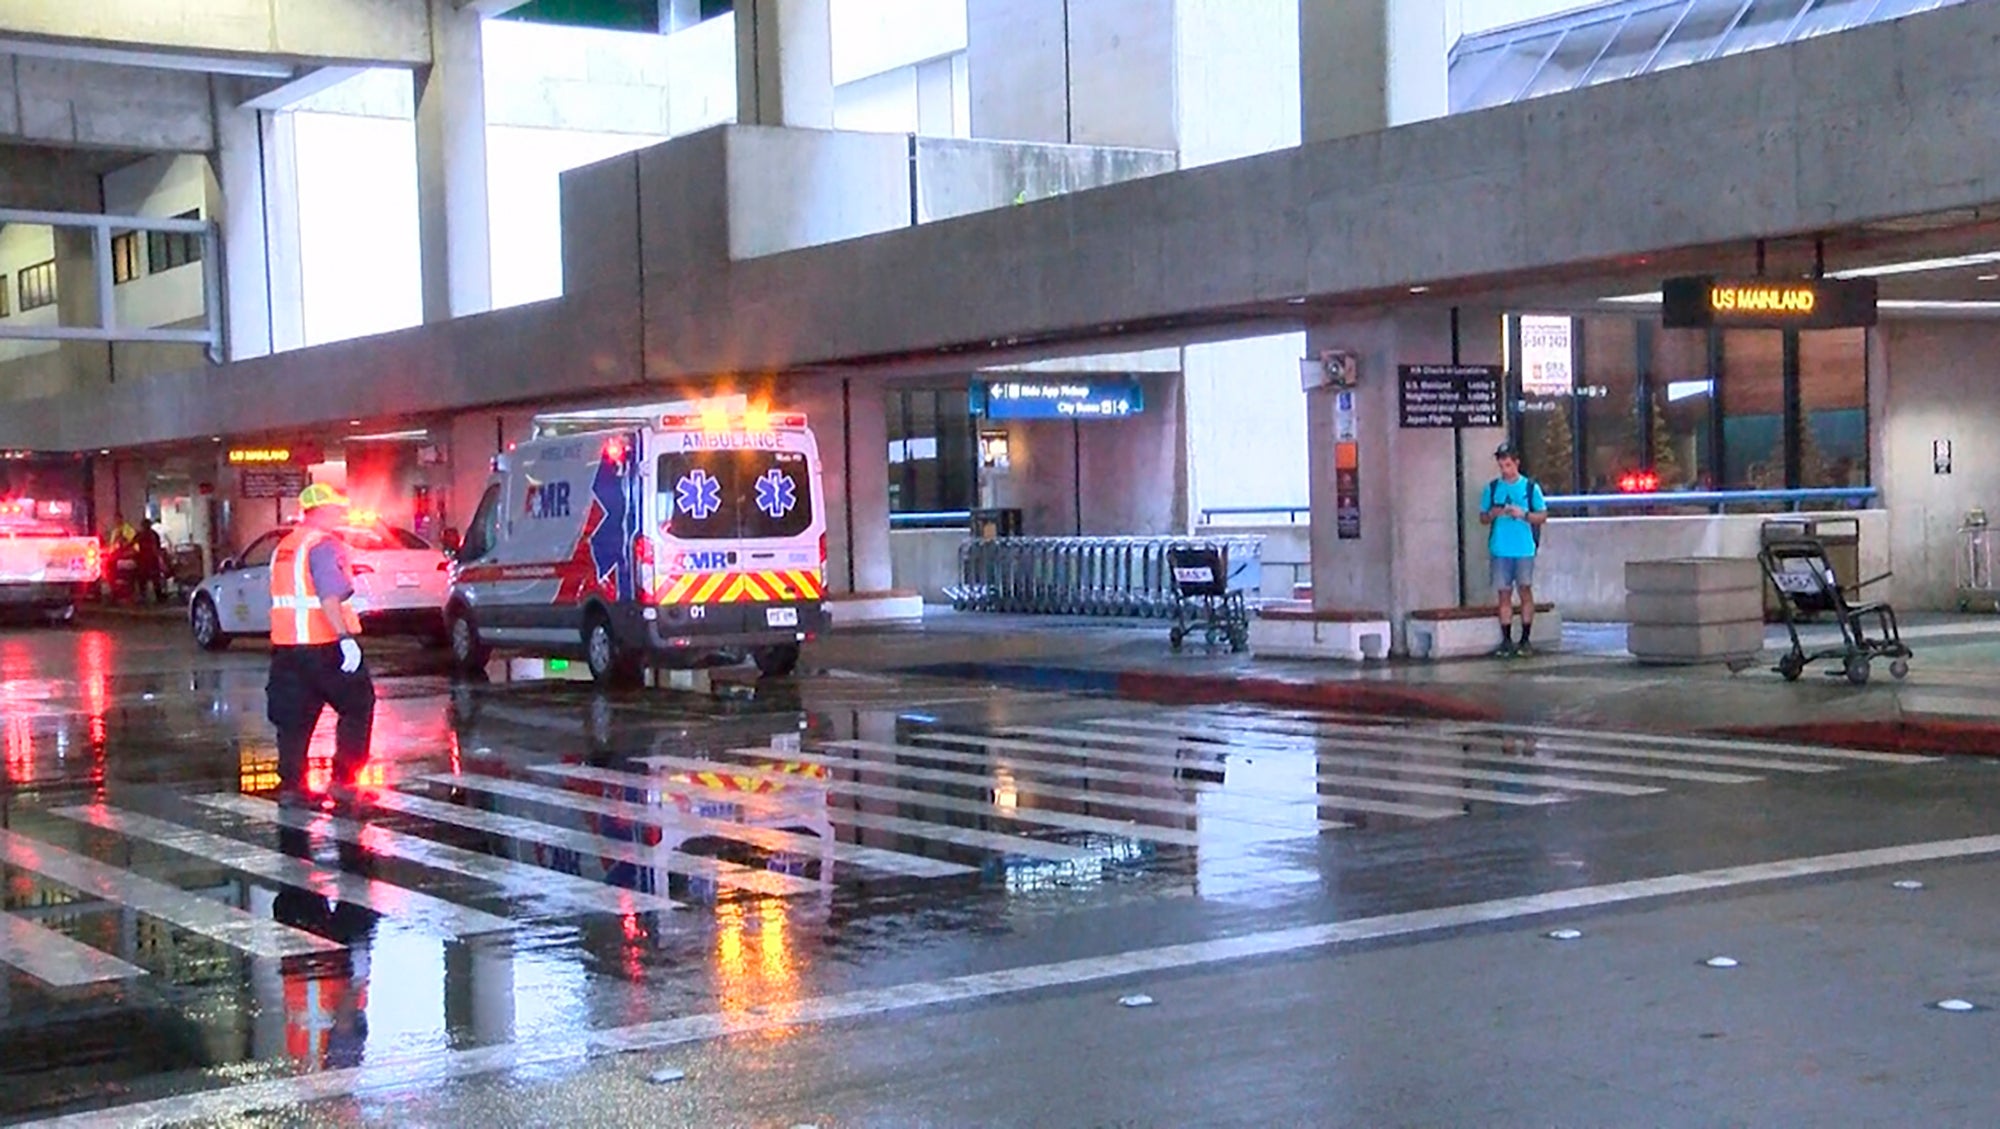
[974,379,1144,420]
[1397,365,1503,428]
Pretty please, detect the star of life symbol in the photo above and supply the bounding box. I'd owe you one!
[754,468,797,519]
[676,469,722,521]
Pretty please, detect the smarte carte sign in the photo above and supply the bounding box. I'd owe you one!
[1661,275,1877,330]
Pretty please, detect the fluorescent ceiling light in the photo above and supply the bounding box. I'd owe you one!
[346,429,431,442]
[1601,292,1663,304]
[1880,300,2000,313]
[1829,252,2000,279]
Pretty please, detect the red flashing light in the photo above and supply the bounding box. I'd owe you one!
[1617,470,1661,494]
[352,563,375,576]
[604,435,629,463]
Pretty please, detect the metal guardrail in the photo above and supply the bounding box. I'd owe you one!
[1546,487,1878,516]
[1196,506,1310,525]
[949,535,1265,617]
[889,510,973,530]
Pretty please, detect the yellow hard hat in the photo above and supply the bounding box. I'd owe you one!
[298,483,350,511]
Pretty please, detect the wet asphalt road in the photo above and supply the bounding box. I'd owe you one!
[0,616,1993,1126]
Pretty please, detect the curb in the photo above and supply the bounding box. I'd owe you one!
[901,662,1502,722]
[1722,717,2000,757]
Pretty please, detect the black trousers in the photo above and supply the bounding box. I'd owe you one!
[267,643,375,790]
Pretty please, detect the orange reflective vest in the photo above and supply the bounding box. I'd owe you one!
[270,528,362,645]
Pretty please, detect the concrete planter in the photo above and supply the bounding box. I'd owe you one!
[1406,605,1562,659]
[1250,605,1392,661]
[1624,558,1763,664]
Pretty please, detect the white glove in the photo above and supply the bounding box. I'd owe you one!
[339,637,363,674]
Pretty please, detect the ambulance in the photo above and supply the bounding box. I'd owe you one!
[445,402,829,684]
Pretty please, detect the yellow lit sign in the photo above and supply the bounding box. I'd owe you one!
[1709,284,1817,316]
[228,448,293,465]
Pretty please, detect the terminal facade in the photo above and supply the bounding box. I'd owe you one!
[0,0,1993,642]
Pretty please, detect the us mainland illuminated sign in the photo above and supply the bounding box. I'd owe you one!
[1661,275,1877,330]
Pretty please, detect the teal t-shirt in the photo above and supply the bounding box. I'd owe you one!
[1482,475,1545,559]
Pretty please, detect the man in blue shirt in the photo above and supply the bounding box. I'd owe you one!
[1478,443,1548,656]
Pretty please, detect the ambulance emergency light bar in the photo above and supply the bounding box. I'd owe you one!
[660,409,808,432]
[530,395,749,439]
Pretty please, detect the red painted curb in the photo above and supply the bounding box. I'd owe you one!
[1112,669,1500,722]
[1723,718,2000,757]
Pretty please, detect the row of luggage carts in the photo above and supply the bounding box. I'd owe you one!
[948,535,1265,621]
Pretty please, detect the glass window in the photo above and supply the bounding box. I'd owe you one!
[1649,326,1715,492]
[1581,4,1685,86]
[1649,0,1755,72]
[18,260,56,311]
[1515,315,1578,494]
[936,388,975,512]
[886,388,978,515]
[111,232,142,284]
[1868,0,1954,16]
[0,274,9,318]
[1721,330,1786,488]
[906,391,941,512]
[1580,317,1642,492]
[1798,328,1868,487]
[1520,18,1624,100]
[239,531,284,569]
[1462,31,1563,111]
[1791,0,1881,39]
[1716,0,1813,56]
[145,211,204,274]
[459,485,502,562]
[658,450,814,540]
[335,525,431,551]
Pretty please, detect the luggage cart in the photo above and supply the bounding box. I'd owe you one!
[1759,535,1910,686]
[1167,544,1248,653]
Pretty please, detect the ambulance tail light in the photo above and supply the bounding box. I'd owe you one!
[633,532,656,603]
[818,532,827,571]
[83,540,101,583]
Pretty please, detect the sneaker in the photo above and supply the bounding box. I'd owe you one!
[275,788,314,811]
[1491,640,1517,658]
[327,782,373,814]
[1514,641,1535,658]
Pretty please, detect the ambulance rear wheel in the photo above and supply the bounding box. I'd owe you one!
[584,613,641,687]
[753,644,800,679]
[448,608,489,674]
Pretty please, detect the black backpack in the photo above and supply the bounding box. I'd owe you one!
[1484,477,1545,548]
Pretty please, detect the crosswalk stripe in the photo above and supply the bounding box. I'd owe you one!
[0,826,340,960]
[191,795,682,917]
[362,789,816,899]
[820,737,1348,824]
[1080,718,1764,784]
[0,908,148,987]
[741,742,1351,835]
[1198,706,1937,764]
[621,753,1211,849]
[1113,714,1844,775]
[417,772,996,875]
[557,759,1126,860]
[909,734,1463,821]
[49,805,517,941]
[995,725,1564,803]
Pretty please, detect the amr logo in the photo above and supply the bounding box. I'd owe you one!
[523,481,571,519]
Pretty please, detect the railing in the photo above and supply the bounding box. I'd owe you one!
[1546,487,1878,516]
[1196,506,1310,526]
[950,535,1265,617]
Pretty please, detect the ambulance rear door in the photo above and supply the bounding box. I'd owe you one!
[482,436,605,643]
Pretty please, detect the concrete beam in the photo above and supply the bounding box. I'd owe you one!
[6,3,2000,449]
[0,0,431,68]
[238,66,370,111]
[0,54,214,150]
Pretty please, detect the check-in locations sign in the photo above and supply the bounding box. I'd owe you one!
[1661,275,1878,330]
[1398,365,1503,428]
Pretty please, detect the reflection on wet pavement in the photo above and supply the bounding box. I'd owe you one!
[0,626,1941,1122]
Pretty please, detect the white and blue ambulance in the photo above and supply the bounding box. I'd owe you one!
[445,402,830,684]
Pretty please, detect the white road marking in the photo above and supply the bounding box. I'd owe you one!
[362,789,815,899]
[49,833,2000,1127]
[0,826,340,960]
[1147,714,1852,774]
[0,908,148,987]
[417,772,995,874]
[191,795,682,917]
[618,753,1211,848]
[49,805,516,941]
[998,725,1564,806]
[1081,717,1766,783]
[913,732,1463,820]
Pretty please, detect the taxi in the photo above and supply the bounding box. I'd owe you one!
[189,516,450,650]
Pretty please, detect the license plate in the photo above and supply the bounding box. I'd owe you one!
[766,607,799,628]
[395,572,420,588]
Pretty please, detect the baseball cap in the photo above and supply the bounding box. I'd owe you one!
[298,483,350,511]
[1493,442,1520,459]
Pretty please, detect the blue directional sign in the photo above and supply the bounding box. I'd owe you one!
[972,378,1145,420]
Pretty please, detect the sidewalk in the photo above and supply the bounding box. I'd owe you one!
[809,608,2000,753]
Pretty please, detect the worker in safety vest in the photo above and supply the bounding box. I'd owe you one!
[267,483,375,810]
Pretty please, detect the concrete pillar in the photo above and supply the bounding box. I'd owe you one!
[52,227,111,388]
[966,0,1178,149]
[734,0,835,129]
[415,0,493,323]
[212,81,307,359]
[1299,0,1448,144]
[1304,308,1503,647]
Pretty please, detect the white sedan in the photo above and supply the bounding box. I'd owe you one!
[189,521,450,651]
